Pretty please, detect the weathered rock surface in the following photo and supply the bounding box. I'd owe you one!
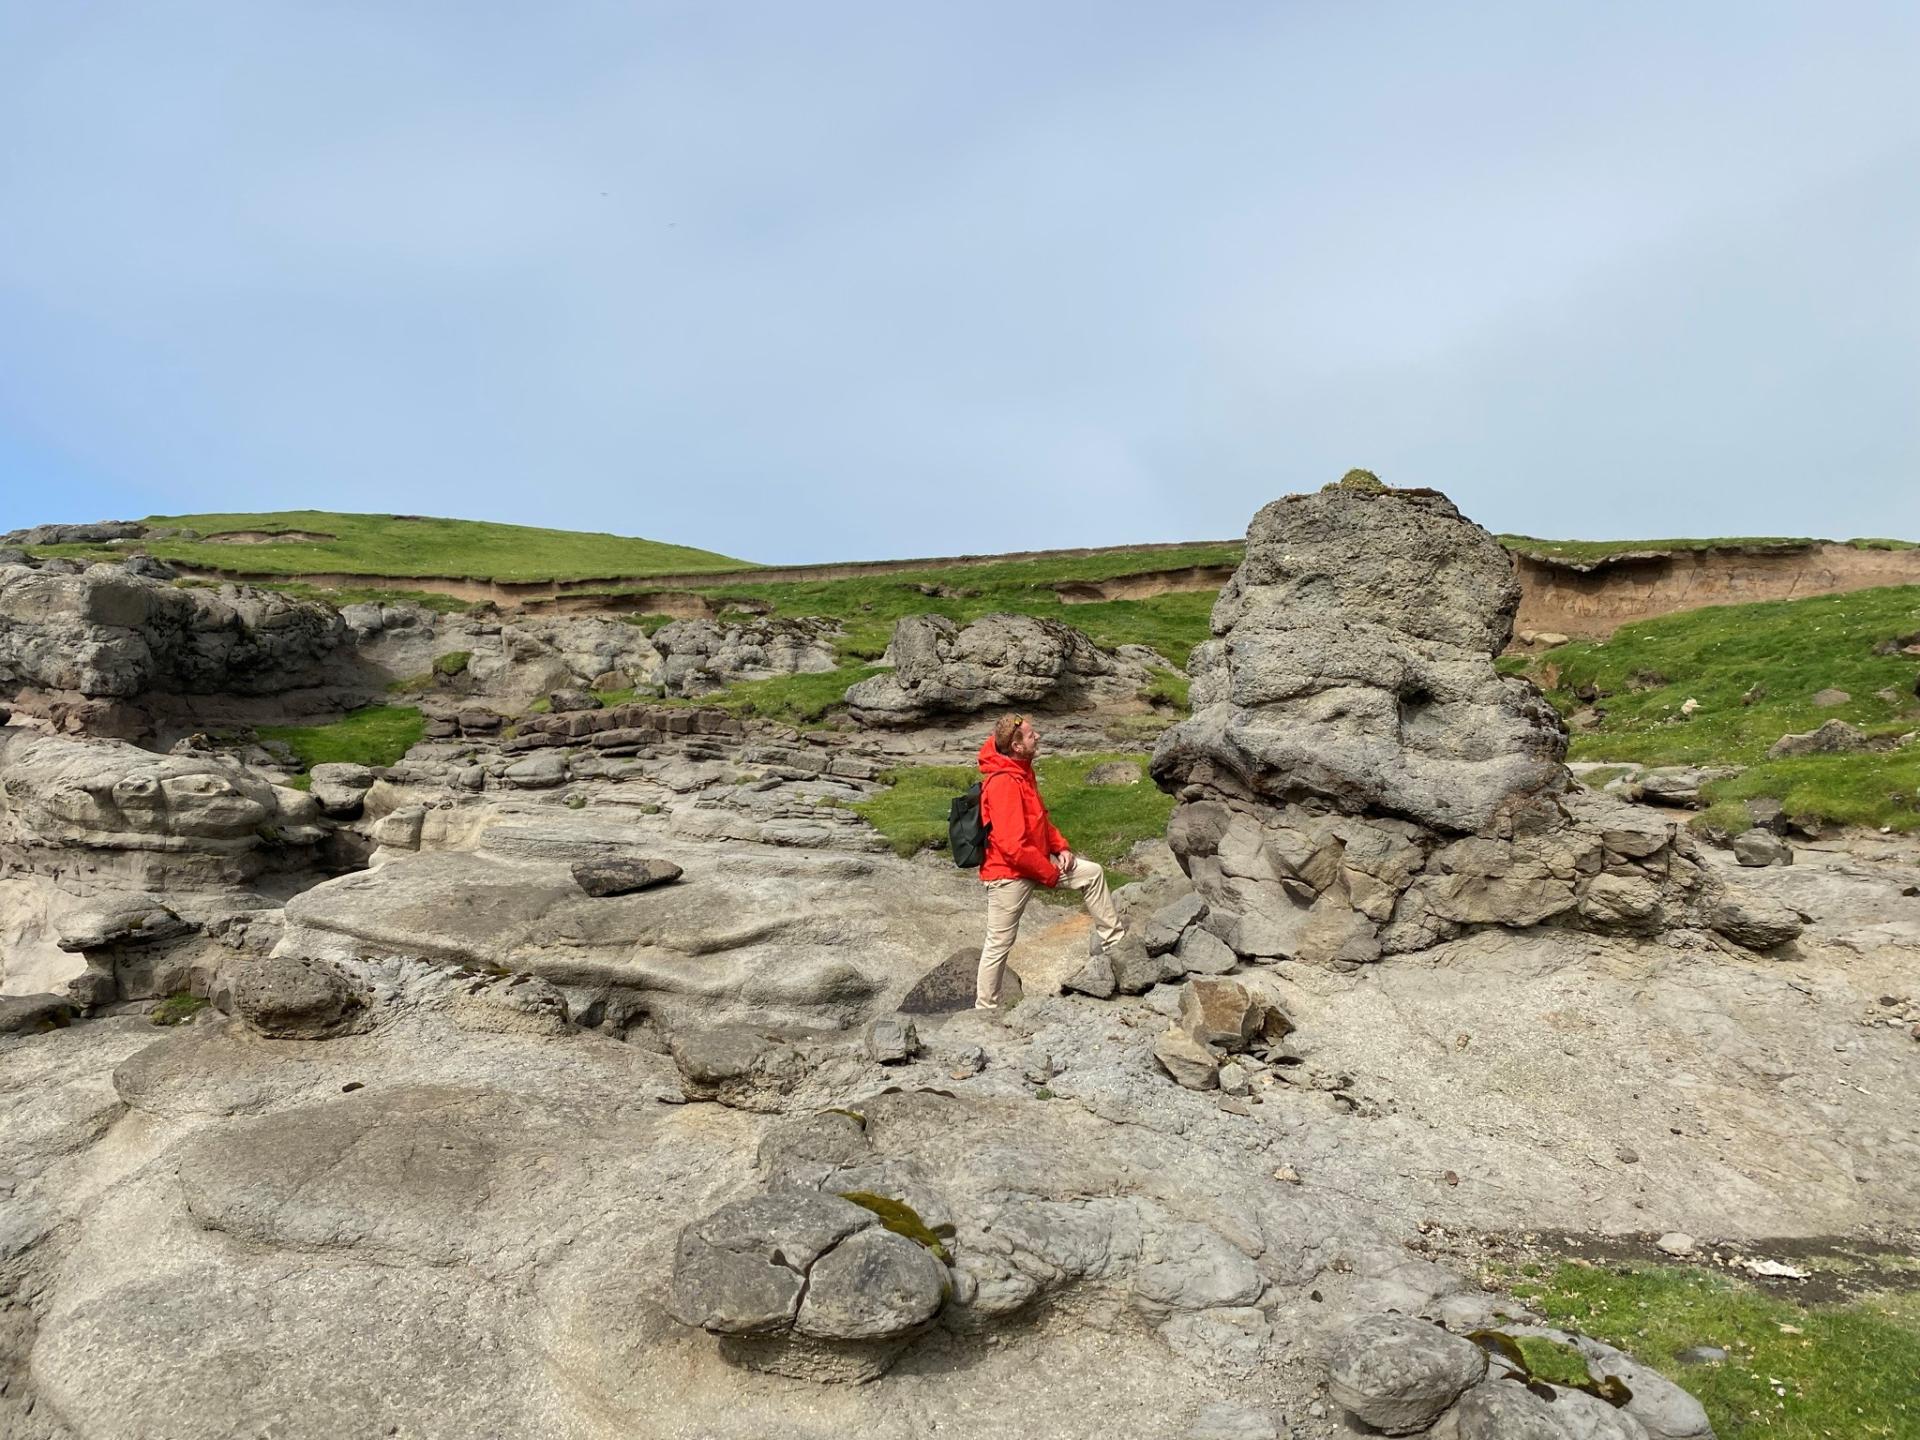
[1150,479,1796,961]
[1767,719,1869,757]
[226,954,363,1037]
[651,616,841,697]
[307,762,376,818]
[844,613,1148,723]
[0,559,345,697]
[1732,829,1793,867]
[1325,1312,1487,1434]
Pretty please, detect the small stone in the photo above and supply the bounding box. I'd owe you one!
[1616,1146,1640,1165]
[1732,830,1793,867]
[1061,950,1117,999]
[1144,893,1209,955]
[1657,1232,1697,1257]
[1810,687,1851,708]
[947,1044,985,1078]
[1676,1345,1727,1365]
[1020,1047,1056,1085]
[1271,1165,1301,1185]
[1153,1026,1220,1089]
[1178,978,1262,1051]
[572,858,684,897]
[863,1015,919,1065]
[1217,1062,1251,1097]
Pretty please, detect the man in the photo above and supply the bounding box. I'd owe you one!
[974,713,1127,1010]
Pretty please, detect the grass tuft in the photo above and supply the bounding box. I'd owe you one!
[259,705,426,772]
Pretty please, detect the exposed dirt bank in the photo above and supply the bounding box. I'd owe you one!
[1514,542,1920,640]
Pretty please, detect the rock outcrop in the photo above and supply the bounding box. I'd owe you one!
[651,616,841,696]
[845,612,1154,723]
[1151,477,1799,960]
[0,559,345,698]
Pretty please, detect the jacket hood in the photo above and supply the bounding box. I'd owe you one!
[978,735,1032,776]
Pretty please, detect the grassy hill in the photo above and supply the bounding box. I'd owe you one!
[1511,584,1920,831]
[30,510,749,582]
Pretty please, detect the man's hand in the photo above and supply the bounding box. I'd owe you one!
[1052,849,1074,875]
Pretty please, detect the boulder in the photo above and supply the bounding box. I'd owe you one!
[901,947,1021,1015]
[0,992,75,1033]
[1767,719,1868,757]
[1325,1313,1488,1435]
[1148,480,1733,964]
[227,954,362,1038]
[844,613,1145,723]
[1810,687,1851,707]
[1177,978,1262,1050]
[500,752,569,789]
[1172,925,1238,975]
[1144,893,1208,955]
[0,560,344,697]
[670,1027,807,1111]
[1708,888,1804,949]
[863,1015,920,1064]
[1085,761,1143,787]
[571,857,683,897]
[1634,768,1704,807]
[1151,481,1565,835]
[308,763,377,819]
[1152,1027,1219,1089]
[1732,830,1793,867]
[669,1192,947,1381]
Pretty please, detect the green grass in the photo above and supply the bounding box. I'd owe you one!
[1508,1261,1920,1439]
[1141,666,1192,710]
[150,993,208,1027]
[1517,585,1920,832]
[853,751,1173,879]
[259,705,426,773]
[32,510,749,582]
[1500,535,1820,563]
[576,548,1239,668]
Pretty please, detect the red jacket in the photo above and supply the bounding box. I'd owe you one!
[978,736,1068,886]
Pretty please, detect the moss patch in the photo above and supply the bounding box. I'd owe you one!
[837,1192,953,1264]
[432,650,472,678]
[150,993,208,1026]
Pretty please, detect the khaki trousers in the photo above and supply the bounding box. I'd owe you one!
[976,855,1126,1008]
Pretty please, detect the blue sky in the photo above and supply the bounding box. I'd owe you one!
[2,2,1916,562]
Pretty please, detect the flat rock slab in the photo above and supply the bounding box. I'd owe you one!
[900,946,1022,1015]
[572,858,684,897]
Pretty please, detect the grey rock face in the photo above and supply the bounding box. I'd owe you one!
[55,895,196,952]
[307,763,377,819]
[863,1015,920,1064]
[845,613,1144,723]
[570,857,684,896]
[0,561,344,697]
[670,1192,947,1381]
[0,992,75,1033]
[651,616,841,697]
[1325,1313,1487,1435]
[1152,483,1564,835]
[227,954,362,1038]
[1708,887,1805,949]
[1149,480,1769,964]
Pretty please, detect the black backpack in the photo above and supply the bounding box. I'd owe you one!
[947,780,991,868]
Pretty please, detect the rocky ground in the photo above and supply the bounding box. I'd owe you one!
[2,490,1917,1440]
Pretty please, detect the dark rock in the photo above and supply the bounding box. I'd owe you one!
[571,858,684,897]
[228,955,362,1038]
[0,992,76,1033]
[900,947,1021,1015]
[863,1015,919,1064]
